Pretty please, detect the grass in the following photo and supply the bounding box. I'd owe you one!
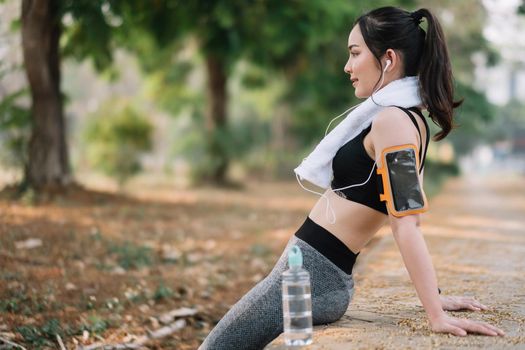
[15,316,111,349]
[108,240,153,270]
[0,291,56,315]
[153,282,175,301]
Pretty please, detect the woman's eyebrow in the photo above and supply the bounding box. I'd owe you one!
[348,44,360,50]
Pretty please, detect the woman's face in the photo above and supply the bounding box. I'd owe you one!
[344,25,382,99]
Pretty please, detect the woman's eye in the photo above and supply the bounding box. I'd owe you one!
[350,52,359,57]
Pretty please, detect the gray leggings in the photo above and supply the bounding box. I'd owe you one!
[199,235,355,350]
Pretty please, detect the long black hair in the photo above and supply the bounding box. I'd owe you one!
[355,6,462,141]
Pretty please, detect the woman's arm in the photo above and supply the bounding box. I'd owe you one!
[391,215,503,336]
[416,139,491,313]
[390,216,443,322]
[371,108,505,336]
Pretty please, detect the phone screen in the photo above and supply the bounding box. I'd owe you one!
[385,148,424,212]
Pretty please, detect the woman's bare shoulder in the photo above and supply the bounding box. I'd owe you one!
[370,107,419,146]
[371,106,413,131]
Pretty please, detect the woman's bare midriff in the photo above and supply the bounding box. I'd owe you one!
[308,188,388,255]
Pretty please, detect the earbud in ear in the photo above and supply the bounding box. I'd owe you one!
[383,59,392,72]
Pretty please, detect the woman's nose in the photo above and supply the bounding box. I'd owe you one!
[344,59,352,74]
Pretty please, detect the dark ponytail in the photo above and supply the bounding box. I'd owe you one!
[356,7,462,141]
[414,8,462,141]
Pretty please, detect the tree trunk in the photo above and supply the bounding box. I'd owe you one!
[204,54,229,185]
[21,0,71,191]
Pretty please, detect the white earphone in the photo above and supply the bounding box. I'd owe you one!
[384,59,392,72]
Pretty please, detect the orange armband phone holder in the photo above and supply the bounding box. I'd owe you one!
[376,144,428,217]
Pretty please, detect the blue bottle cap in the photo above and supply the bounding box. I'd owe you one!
[288,245,303,267]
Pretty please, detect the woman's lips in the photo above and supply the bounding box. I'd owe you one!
[352,79,358,87]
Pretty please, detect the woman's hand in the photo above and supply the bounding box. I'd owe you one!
[429,313,505,337]
[440,295,489,311]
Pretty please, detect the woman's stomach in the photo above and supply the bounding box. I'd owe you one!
[308,188,388,254]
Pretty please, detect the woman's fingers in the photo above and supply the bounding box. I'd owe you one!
[464,297,489,310]
[469,298,488,310]
[431,314,505,337]
[448,325,467,337]
[476,302,489,310]
[455,297,489,311]
[455,319,500,336]
[461,302,480,311]
[457,321,493,336]
[453,301,478,311]
[480,321,506,336]
[433,322,467,337]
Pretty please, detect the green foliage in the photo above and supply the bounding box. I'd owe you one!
[143,60,201,118]
[80,314,109,335]
[15,319,63,348]
[41,318,64,338]
[153,282,174,301]
[106,1,412,183]
[518,0,525,15]
[448,82,496,155]
[16,325,52,348]
[173,110,275,183]
[484,99,525,143]
[423,158,461,197]
[0,88,31,170]
[0,290,56,315]
[170,118,209,184]
[16,0,494,184]
[15,316,110,349]
[61,0,115,72]
[84,99,153,187]
[0,297,20,313]
[109,240,153,270]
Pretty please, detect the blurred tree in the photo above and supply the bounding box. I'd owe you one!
[107,1,251,186]
[18,0,120,193]
[108,0,416,183]
[14,0,496,192]
[21,0,71,191]
[84,100,152,189]
[16,0,136,193]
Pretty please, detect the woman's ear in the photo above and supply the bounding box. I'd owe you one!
[383,49,400,72]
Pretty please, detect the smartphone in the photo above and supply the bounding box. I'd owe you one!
[385,148,425,212]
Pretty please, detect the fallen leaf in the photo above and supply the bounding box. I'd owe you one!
[159,307,198,324]
[15,238,42,250]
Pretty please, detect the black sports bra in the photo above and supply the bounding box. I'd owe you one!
[330,106,430,215]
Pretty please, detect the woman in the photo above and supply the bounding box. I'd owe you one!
[200,6,505,350]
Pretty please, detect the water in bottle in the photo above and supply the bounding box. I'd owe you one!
[282,245,313,346]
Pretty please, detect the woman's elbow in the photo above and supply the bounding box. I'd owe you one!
[390,214,421,236]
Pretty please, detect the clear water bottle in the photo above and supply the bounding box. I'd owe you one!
[282,245,313,346]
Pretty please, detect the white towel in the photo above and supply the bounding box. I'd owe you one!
[293,76,422,189]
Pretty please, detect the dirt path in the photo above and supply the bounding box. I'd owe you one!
[267,173,525,349]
